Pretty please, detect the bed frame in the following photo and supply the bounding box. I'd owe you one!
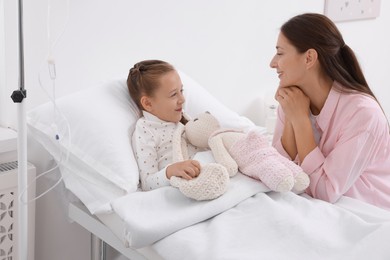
[68,202,150,260]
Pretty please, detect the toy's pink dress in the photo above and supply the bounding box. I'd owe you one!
[228,130,304,192]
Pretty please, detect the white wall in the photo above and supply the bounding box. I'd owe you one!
[0,0,390,126]
[3,0,388,130]
[1,1,390,259]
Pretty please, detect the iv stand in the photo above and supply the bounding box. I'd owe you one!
[10,0,28,259]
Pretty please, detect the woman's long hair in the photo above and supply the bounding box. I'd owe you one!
[281,13,376,100]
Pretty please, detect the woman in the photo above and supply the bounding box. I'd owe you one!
[269,13,390,210]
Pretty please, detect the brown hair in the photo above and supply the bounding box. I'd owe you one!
[127,59,175,111]
[281,13,377,100]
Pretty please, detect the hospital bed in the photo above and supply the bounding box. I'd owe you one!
[27,71,390,260]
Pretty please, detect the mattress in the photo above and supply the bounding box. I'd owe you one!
[68,201,164,260]
[96,211,164,260]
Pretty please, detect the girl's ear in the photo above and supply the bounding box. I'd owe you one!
[305,48,318,69]
[140,95,153,112]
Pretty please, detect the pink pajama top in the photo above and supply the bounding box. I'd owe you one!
[272,81,390,211]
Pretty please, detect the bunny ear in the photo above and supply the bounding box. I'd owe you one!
[182,111,192,121]
[172,123,187,162]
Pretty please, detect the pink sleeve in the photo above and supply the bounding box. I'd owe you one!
[273,100,383,204]
[302,116,378,203]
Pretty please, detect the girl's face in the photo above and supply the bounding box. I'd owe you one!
[146,70,185,123]
[269,32,307,89]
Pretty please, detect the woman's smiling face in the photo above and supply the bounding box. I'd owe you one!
[269,32,307,89]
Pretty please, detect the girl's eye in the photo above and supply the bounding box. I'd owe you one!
[276,53,282,56]
[170,88,183,98]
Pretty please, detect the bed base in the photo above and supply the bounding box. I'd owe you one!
[68,202,149,260]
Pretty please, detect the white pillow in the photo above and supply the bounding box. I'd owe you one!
[180,71,255,130]
[27,71,255,214]
[28,79,140,214]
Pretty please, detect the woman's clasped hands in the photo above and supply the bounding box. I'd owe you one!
[275,86,311,124]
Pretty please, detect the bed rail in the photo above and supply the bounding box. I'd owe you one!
[68,202,149,260]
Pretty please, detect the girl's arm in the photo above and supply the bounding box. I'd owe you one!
[133,120,200,191]
[132,121,170,191]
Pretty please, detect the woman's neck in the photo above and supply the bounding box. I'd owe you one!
[306,76,333,115]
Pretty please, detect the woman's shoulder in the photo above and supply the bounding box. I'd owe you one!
[338,91,381,113]
[338,92,388,130]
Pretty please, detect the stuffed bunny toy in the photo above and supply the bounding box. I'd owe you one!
[169,122,230,201]
[183,112,310,193]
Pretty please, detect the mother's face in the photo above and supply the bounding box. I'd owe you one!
[269,32,307,89]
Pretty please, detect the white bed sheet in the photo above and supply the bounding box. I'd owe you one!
[151,192,390,260]
[95,183,390,260]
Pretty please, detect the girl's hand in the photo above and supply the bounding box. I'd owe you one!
[166,160,201,180]
[275,86,310,124]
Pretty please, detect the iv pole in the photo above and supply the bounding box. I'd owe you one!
[10,0,28,259]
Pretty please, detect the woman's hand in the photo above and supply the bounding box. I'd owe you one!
[275,86,316,162]
[275,86,310,125]
[166,160,201,180]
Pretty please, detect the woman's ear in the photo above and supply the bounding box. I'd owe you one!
[140,95,153,112]
[305,48,318,69]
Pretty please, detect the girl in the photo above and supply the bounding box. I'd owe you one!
[128,60,201,191]
[270,13,390,210]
